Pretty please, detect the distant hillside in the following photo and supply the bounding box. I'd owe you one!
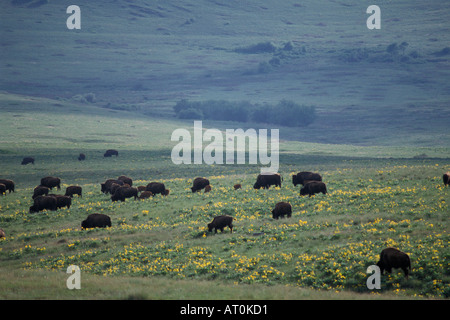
[1,0,449,146]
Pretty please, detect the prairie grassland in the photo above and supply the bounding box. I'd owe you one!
[1,159,448,299]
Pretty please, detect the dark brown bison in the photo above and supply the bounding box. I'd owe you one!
[118,175,133,186]
[48,194,72,209]
[443,172,450,186]
[204,185,212,193]
[191,177,210,192]
[21,157,34,165]
[40,176,61,190]
[29,195,57,213]
[292,171,322,186]
[65,186,82,198]
[32,185,50,199]
[0,183,6,196]
[146,182,169,196]
[101,179,124,194]
[81,213,111,229]
[78,153,86,161]
[253,173,282,189]
[139,191,153,199]
[234,184,242,190]
[300,181,327,196]
[207,215,234,233]
[111,186,138,202]
[0,179,15,193]
[272,202,292,219]
[376,247,411,279]
[137,185,147,192]
[104,149,118,157]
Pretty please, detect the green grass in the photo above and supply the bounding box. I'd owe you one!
[0,0,449,300]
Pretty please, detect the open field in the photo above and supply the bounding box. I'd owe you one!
[0,1,449,301]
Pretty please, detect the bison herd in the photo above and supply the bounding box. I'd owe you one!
[1,169,449,280]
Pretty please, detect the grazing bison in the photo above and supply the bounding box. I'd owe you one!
[137,185,147,192]
[32,185,50,199]
[29,195,57,213]
[146,182,169,196]
[78,153,86,161]
[21,157,35,165]
[292,171,322,186]
[272,202,292,219]
[207,215,234,233]
[104,149,118,157]
[234,184,242,190]
[139,191,153,199]
[111,186,138,202]
[40,176,61,190]
[81,213,111,229]
[65,186,82,198]
[191,177,210,192]
[253,173,282,189]
[118,175,133,186]
[376,247,411,279]
[101,179,124,194]
[300,181,327,197]
[0,183,6,195]
[204,185,212,193]
[0,179,15,193]
[443,172,450,186]
[48,194,72,209]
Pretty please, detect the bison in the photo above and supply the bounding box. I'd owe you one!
[78,153,86,161]
[191,177,210,192]
[0,179,15,193]
[111,186,138,202]
[253,173,282,189]
[48,194,72,209]
[0,183,6,196]
[300,181,327,197]
[81,213,111,229]
[32,185,50,199]
[292,171,322,186]
[40,176,61,190]
[233,184,242,190]
[139,191,153,199]
[376,247,411,279]
[146,182,169,196]
[104,149,118,157]
[137,185,147,192]
[118,175,133,186]
[204,185,212,193]
[21,157,35,165]
[272,202,292,219]
[443,172,450,186]
[29,195,57,213]
[207,215,234,233]
[101,179,124,194]
[65,185,82,198]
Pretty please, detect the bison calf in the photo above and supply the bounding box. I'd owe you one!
[82,213,112,229]
[0,183,6,196]
[233,184,242,190]
[207,215,234,233]
[139,191,153,199]
[272,202,292,219]
[376,247,411,279]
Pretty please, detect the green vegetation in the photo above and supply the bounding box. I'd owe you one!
[0,0,449,300]
[174,99,316,127]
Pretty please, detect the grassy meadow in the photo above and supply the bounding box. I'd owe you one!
[0,0,449,300]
